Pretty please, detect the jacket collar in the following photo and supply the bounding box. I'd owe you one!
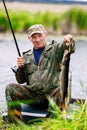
[26,42,52,55]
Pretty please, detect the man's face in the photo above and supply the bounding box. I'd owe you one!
[29,32,48,49]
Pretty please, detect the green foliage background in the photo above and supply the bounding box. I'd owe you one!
[0,7,87,34]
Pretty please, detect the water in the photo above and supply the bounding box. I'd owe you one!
[70,39,87,99]
[0,33,87,112]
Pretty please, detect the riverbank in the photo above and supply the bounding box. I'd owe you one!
[0,2,87,13]
[0,4,87,35]
[0,32,87,41]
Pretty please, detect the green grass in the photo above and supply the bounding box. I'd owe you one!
[0,99,87,130]
[0,7,87,34]
[0,9,62,33]
[63,7,87,30]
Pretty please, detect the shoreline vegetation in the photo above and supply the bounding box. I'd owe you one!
[0,99,87,130]
[0,3,87,35]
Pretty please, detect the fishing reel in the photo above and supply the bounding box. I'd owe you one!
[11,66,19,74]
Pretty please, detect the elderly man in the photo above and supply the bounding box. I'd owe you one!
[5,24,75,120]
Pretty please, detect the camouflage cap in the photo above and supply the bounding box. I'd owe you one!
[28,24,46,37]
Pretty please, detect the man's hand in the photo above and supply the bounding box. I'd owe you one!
[63,34,75,46]
[17,56,25,67]
[63,34,75,53]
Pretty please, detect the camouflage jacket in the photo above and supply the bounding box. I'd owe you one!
[15,40,74,95]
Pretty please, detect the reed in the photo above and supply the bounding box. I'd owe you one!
[0,98,87,130]
[0,7,87,34]
[64,7,87,30]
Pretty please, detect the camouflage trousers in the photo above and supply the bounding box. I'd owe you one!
[5,83,48,112]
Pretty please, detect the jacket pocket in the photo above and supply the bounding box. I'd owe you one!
[25,61,36,75]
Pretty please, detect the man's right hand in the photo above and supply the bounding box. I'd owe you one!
[17,56,25,67]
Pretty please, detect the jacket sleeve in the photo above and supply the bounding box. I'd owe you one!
[57,41,75,61]
[62,41,75,65]
[56,42,65,61]
[15,67,26,84]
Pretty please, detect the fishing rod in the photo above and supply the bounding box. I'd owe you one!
[2,0,21,56]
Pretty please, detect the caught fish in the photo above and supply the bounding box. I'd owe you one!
[60,50,70,101]
[60,41,75,109]
[51,41,75,110]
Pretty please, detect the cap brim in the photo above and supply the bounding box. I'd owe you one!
[29,31,44,37]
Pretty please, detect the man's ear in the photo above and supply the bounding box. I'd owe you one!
[45,31,48,36]
[28,36,31,40]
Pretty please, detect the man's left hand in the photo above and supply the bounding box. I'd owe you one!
[63,34,75,46]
